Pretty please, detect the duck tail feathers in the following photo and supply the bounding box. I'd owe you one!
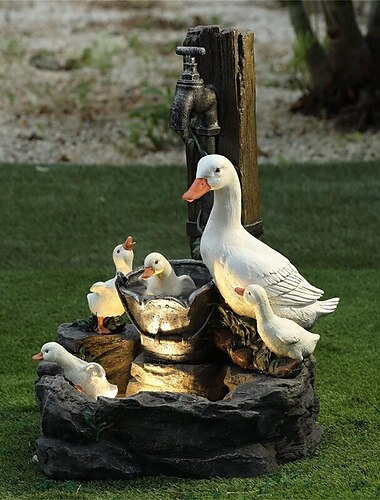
[318,297,340,313]
[308,333,320,351]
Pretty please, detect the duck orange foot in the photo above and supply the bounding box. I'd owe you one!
[95,317,112,335]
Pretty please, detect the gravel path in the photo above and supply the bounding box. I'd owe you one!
[0,0,378,166]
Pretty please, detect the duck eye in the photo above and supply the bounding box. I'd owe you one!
[154,260,159,265]
[215,167,220,173]
[248,292,251,296]
[117,249,120,253]
[45,349,49,353]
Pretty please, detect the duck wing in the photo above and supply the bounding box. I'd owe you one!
[179,275,196,291]
[225,235,324,307]
[83,362,106,378]
[276,329,300,345]
[89,281,107,294]
[89,277,115,294]
[272,321,301,344]
[261,262,324,306]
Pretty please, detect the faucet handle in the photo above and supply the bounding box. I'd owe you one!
[176,46,206,83]
[176,46,206,58]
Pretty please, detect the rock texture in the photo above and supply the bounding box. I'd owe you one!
[34,356,321,479]
[127,353,227,401]
[57,323,141,395]
[223,363,263,391]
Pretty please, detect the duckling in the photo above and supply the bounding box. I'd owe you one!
[235,284,320,362]
[87,236,135,334]
[32,342,118,399]
[112,235,135,276]
[140,252,196,297]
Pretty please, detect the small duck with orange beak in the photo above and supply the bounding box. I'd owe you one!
[140,252,196,297]
[235,284,320,362]
[32,342,117,399]
[87,236,135,334]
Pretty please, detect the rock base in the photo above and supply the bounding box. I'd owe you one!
[127,353,227,401]
[34,356,322,479]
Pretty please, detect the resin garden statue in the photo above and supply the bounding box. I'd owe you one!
[140,252,196,297]
[87,235,135,333]
[31,29,333,481]
[235,285,320,363]
[182,154,340,329]
[32,342,118,399]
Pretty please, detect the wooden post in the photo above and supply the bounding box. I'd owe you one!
[183,26,263,253]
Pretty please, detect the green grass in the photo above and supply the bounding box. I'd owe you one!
[0,161,379,499]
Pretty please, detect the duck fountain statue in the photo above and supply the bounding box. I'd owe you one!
[87,235,135,334]
[32,35,326,480]
[182,154,339,330]
[32,342,118,399]
[235,285,320,363]
[140,252,196,297]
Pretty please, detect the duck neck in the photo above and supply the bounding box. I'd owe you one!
[116,261,132,275]
[159,262,175,281]
[209,179,242,231]
[114,254,133,275]
[254,294,275,327]
[59,350,78,370]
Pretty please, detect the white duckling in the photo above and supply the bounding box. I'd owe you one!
[236,285,320,361]
[182,154,339,329]
[140,252,196,297]
[87,236,135,334]
[32,342,118,399]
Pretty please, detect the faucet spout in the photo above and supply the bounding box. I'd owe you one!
[169,81,199,139]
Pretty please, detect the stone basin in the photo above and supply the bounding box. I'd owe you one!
[35,312,322,480]
[116,259,216,363]
[34,356,321,480]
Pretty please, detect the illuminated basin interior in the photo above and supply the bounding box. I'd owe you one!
[116,259,216,362]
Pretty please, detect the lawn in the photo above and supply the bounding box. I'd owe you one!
[0,161,379,499]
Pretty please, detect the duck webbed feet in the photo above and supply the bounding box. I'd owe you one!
[95,316,112,335]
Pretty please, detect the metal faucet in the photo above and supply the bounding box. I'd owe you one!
[169,46,220,146]
[170,29,263,259]
[169,46,221,258]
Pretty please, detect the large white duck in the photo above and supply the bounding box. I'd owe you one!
[140,252,196,297]
[87,236,135,334]
[235,285,320,361]
[32,342,118,399]
[182,154,339,329]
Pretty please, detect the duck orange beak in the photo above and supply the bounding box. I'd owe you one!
[123,236,135,250]
[182,178,211,202]
[140,267,155,279]
[32,352,44,361]
[235,287,245,296]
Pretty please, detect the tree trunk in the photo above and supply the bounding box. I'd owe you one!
[287,0,328,92]
[287,0,380,129]
[367,0,380,86]
[322,0,371,98]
